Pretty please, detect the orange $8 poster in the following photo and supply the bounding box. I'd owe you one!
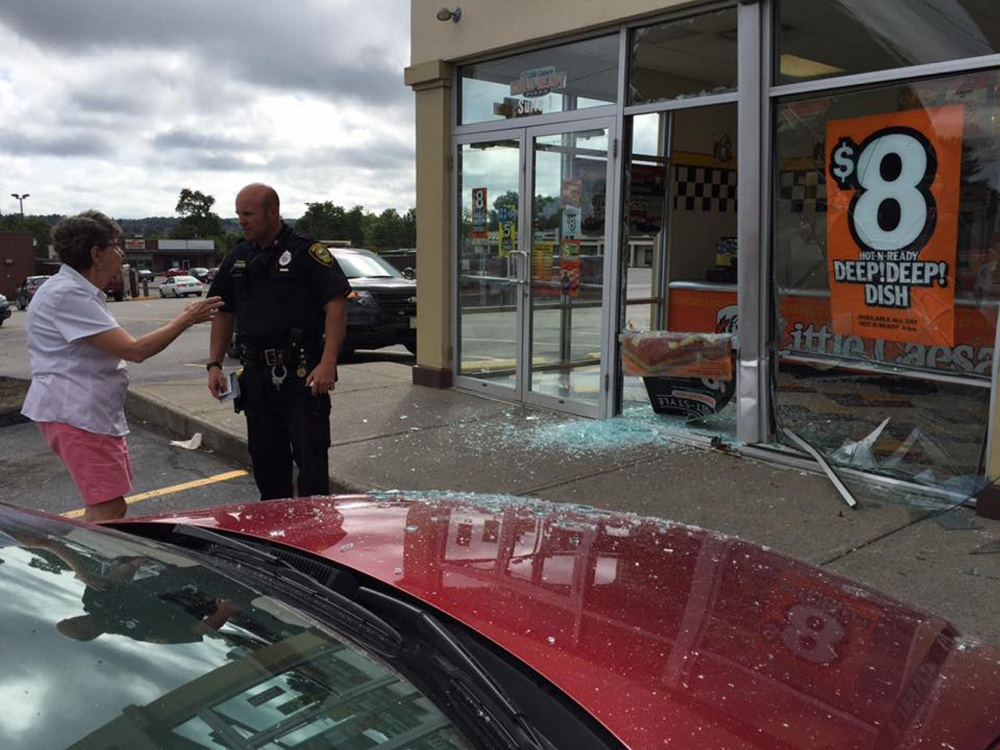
[825,105,963,346]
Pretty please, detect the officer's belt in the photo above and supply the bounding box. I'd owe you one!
[241,340,323,367]
[241,346,288,366]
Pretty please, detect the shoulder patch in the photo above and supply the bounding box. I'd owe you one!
[308,243,333,267]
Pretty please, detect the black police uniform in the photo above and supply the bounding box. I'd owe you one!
[209,223,351,500]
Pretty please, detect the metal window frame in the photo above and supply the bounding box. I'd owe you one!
[736,0,766,444]
[764,5,1000,476]
[771,54,1000,100]
[624,91,739,118]
[454,104,619,138]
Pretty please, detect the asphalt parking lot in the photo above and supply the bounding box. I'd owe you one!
[0,417,259,519]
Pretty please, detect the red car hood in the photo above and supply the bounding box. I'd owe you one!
[124,495,1000,750]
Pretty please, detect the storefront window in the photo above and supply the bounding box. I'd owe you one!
[629,7,739,105]
[776,0,1000,86]
[771,69,1000,489]
[459,35,619,125]
[620,104,739,439]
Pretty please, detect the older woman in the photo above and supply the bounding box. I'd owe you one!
[21,211,222,522]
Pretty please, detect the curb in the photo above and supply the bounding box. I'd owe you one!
[0,408,28,429]
[125,389,366,495]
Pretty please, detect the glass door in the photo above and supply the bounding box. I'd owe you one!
[456,135,524,398]
[455,119,615,418]
[524,123,615,417]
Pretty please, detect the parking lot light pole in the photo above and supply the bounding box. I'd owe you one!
[10,193,29,217]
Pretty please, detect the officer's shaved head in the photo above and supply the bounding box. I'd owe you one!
[236,183,282,247]
[238,183,280,211]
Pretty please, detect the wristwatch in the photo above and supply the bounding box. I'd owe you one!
[206,361,222,372]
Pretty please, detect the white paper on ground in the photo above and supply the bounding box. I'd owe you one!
[170,432,203,450]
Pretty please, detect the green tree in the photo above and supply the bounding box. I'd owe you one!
[297,201,348,242]
[401,207,416,248]
[171,188,223,240]
[345,205,366,248]
[370,208,408,250]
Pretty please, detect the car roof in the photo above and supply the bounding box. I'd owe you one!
[123,495,1000,750]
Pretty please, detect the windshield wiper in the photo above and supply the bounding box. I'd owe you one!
[169,523,402,658]
[358,587,547,750]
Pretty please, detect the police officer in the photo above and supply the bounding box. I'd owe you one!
[207,183,350,500]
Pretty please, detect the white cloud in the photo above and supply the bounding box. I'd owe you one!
[0,1,414,219]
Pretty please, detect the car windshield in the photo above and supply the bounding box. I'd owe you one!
[174,276,198,283]
[0,507,474,750]
[334,253,402,280]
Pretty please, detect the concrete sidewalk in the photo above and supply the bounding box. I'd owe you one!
[125,358,1000,648]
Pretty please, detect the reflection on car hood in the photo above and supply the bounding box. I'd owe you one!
[0,504,343,748]
[130,495,1000,750]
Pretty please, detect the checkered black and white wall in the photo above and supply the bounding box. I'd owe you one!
[673,166,737,213]
[671,166,829,214]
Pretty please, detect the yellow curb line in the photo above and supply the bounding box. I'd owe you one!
[62,469,249,518]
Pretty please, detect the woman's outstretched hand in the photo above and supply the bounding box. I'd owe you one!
[180,296,224,326]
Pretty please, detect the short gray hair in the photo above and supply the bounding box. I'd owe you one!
[52,211,122,271]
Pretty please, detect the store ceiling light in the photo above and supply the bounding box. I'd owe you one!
[436,6,462,23]
[780,53,845,79]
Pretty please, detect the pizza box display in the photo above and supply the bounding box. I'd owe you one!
[642,374,735,419]
[620,331,736,419]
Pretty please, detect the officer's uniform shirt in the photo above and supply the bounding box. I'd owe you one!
[209,223,351,345]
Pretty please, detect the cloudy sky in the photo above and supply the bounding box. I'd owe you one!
[0,0,413,220]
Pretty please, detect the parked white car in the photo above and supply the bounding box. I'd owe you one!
[158,275,204,298]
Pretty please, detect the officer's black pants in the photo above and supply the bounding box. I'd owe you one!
[241,365,331,500]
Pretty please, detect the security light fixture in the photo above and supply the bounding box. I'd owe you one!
[10,193,29,217]
[436,6,461,23]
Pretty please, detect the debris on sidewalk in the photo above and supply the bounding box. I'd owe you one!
[933,510,984,531]
[170,432,203,450]
[782,428,858,509]
[972,539,1000,555]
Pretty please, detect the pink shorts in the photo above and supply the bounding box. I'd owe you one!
[38,422,133,506]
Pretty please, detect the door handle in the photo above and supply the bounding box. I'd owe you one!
[510,250,529,285]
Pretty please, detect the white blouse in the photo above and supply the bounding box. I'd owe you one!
[21,264,129,436]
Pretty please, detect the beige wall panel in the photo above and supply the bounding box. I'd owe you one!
[412,0,694,65]
[414,83,452,370]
